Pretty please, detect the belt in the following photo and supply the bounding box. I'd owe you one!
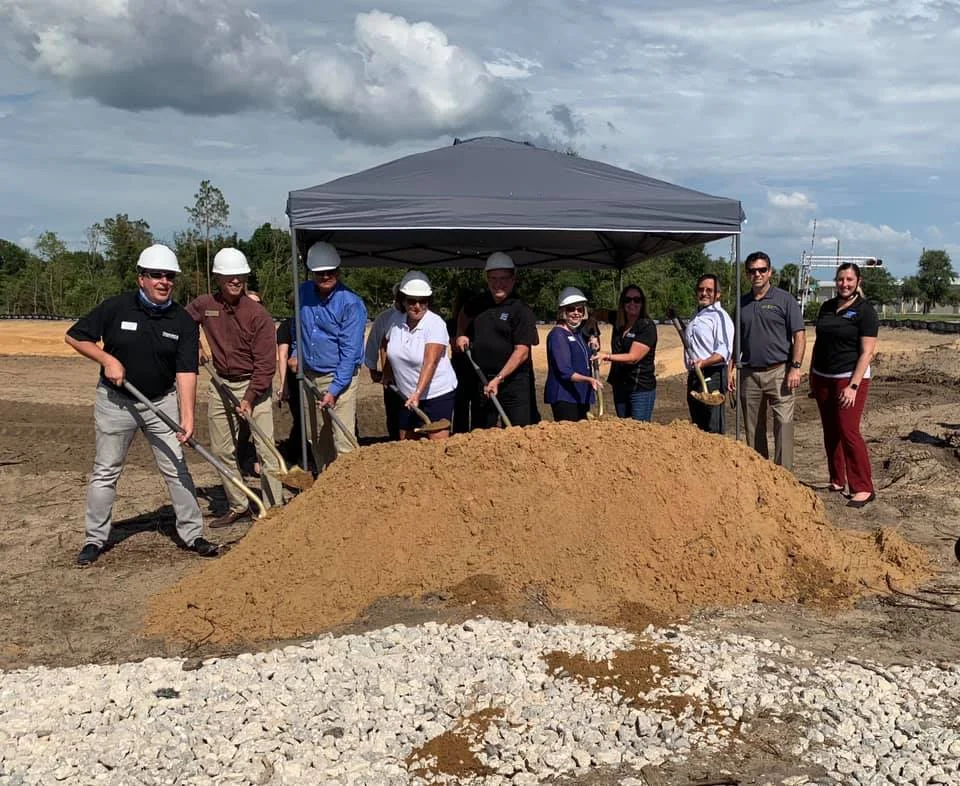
[746,362,785,372]
[218,373,252,382]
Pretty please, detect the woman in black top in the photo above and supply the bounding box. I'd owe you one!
[595,286,658,421]
[809,263,879,507]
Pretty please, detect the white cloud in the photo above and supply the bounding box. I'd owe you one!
[484,51,541,80]
[0,2,520,143]
[767,191,817,211]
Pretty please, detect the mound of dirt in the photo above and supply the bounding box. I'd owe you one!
[145,420,931,645]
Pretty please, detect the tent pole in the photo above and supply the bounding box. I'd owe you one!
[734,231,742,441]
[290,224,308,472]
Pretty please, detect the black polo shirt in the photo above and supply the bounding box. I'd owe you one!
[465,292,539,378]
[736,286,804,367]
[812,295,879,375]
[67,291,199,400]
[609,318,658,391]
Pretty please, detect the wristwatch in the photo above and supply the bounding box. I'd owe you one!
[790,361,802,369]
[849,383,859,390]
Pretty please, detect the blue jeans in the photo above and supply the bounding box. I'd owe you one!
[614,388,656,422]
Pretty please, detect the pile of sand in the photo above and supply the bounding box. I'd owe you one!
[146,420,931,645]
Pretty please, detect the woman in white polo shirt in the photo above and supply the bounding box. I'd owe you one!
[383,272,458,440]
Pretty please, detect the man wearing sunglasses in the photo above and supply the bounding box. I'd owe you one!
[733,251,805,470]
[297,242,367,470]
[65,244,218,566]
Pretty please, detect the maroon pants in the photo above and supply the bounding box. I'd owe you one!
[810,373,873,494]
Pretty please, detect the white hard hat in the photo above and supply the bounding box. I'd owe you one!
[484,251,515,272]
[399,271,432,298]
[558,287,588,308]
[137,244,181,273]
[212,247,250,276]
[306,242,341,272]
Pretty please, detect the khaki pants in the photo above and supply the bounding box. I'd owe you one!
[207,378,283,512]
[304,370,359,472]
[739,365,795,470]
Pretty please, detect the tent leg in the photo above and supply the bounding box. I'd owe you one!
[734,232,742,442]
[290,225,308,473]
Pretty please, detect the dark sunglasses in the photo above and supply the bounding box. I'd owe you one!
[622,296,644,304]
[564,304,586,312]
[405,298,429,306]
[141,270,177,281]
[746,266,769,275]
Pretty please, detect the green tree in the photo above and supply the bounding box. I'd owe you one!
[186,180,230,294]
[778,263,799,296]
[95,214,153,290]
[240,223,292,316]
[916,249,956,314]
[860,267,898,307]
[899,276,921,313]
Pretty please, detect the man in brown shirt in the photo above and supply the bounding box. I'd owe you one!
[186,248,282,526]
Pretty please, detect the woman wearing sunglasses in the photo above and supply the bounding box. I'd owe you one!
[595,286,658,421]
[544,287,602,421]
[382,271,457,440]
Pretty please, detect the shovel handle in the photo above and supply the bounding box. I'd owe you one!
[300,376,361,450]
[203,365,289,474]
[386,384,432,426]
[464,349,513,428]
[121,381,266,518]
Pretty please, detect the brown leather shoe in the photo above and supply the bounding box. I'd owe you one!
[209,508,251,528]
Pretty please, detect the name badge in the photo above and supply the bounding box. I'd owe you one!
[499,312,509,321]
[626,332,635,339]
[121,321,137,331]
[567,336,576,342]
[162,331,179,340]
[204,310,220,317]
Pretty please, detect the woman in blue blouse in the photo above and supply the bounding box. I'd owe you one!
[544,287,602,421]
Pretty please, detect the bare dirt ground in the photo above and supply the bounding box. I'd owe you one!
[2,321,959,784]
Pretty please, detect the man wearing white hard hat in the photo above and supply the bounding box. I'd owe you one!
[382,271,457,440]
[455,252,540,427]
[186,248,282,526]
[298,242,367,469]
[65,244,218,566]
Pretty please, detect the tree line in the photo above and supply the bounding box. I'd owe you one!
[0,180,955,321]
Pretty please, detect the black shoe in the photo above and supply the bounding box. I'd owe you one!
[191,537,220,558]
[209,508,251,529]
[847,492,876,509]
[76,544,101,567]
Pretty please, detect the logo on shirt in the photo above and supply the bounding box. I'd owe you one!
[162,331,179,340]
[204,310,220,317]
[499,312,509,321]
[841,310,857,319]
[120,321,138,331]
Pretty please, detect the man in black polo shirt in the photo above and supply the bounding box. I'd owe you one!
[455,252,540,428]
[65,244,219,566]
[732,251,806,470]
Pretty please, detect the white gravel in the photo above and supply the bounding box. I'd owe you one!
[1,618,958,785]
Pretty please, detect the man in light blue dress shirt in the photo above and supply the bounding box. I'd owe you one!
[684,273,734,434]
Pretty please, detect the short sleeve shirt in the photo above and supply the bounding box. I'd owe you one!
[67,291,199,400]
[737,286,804,367]
[609,318,658,391]
[465,293,539,377]
[812,296,879,376]
[384,311,457,399]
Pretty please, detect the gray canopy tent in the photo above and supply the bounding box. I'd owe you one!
[286,136,745,466]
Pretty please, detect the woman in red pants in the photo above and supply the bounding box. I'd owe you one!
[809,263,879,508]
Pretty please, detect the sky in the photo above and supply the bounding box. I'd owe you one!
[1,0,958,280]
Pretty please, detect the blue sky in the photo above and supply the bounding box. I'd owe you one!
[1,0,958,279]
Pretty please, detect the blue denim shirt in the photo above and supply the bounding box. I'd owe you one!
[297,281,367,396]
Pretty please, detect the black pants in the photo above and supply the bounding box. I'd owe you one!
[284,374,304,461]
[687,364,727,434]
[450,353,475,434]
[382,386,402,441]
[476,371,538,428]
[551,401,589,422]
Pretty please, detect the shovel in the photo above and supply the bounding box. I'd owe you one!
[121,381,266,518]
[591,356,604,418]
[464,348,512,428]
[385,384,451,435]
[670,316,725,407]
[299,375,361,450]
[203,365,313,491]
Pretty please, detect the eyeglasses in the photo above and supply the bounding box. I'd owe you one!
[696,287,715,294]
[564,304,586,312]
[622,296,644,304]
[746,267,769,275]
[405,298,429,306]
[141,270,177,281]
